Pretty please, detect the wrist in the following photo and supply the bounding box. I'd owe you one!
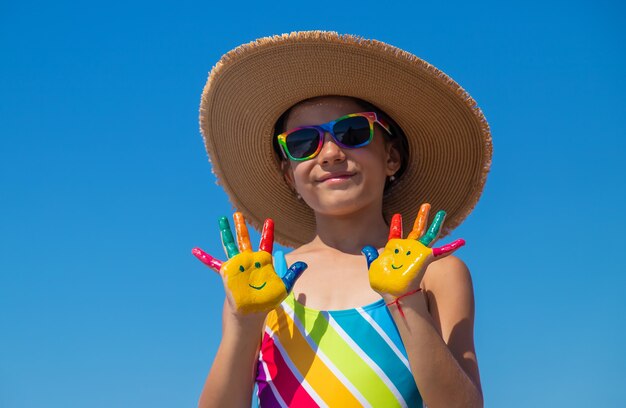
[223,308,267,339]
[383,288,429,318]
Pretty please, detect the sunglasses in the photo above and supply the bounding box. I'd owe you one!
[276,112,392,161]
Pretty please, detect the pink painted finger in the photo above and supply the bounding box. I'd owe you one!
[407,203,431,240]
[192,247,223,273]
[432,239,466,257]
[388,214,403,240]
[259,219,274,253]
[233,212,252,252]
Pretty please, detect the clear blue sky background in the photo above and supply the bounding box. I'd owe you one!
[1,0,625,407]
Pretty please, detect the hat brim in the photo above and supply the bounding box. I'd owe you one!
[200,31,492,248]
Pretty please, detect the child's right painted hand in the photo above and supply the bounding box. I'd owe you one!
[192,212,307,315]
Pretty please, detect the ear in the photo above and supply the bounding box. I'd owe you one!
[385,143,402,176]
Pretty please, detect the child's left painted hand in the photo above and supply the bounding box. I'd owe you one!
[362,203,465,296]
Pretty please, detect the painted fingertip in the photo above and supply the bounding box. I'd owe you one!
[432,210,446,228]
[192,247,205,258]
[192,247,220,270]
[282,261,307,293]
[260,219,275,253]
[292,261,307,274]
[274,250,286,276]
[432,239,466,257]
[218,216,230,229]
[361,245,379,268]
[388,214,403,240]
[361,245,373,255]
[192,247,209,263]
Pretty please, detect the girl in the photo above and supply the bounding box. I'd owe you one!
[193,31,492,408]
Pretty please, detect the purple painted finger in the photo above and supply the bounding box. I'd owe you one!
[192,247,223,273]
[432,239,466,257]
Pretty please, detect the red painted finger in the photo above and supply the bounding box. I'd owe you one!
[259,219,274,253]
[407,203,431,240]
[192,247,223,273]
[388,214,402,240]
[432,239,465,258]
[233,212,252,252]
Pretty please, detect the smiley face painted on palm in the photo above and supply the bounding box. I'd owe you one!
[192,213,307,314]
[370,238,433,294]
[363,204,466,296]
[222,249,287,313]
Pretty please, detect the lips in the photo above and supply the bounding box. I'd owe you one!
[317,171,356,183]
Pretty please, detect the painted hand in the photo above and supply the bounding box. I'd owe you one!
[362,204,465,296]
[192,212,307,314]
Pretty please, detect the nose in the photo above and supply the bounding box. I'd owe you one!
[316,132,346,164]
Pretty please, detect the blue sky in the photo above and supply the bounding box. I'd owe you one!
[1,0,625,407]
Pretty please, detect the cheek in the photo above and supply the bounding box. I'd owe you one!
[355,151,390,183]
[289,162,313,188]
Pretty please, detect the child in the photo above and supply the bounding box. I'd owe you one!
[194,31,492,408]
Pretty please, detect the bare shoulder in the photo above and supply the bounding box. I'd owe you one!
[423,254,474,295]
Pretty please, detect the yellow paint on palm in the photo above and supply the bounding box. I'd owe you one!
[369,239,433,295]
[192,213,307,314]
[222,250,287,313]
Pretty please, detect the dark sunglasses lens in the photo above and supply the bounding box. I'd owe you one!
[333,116,371,147]
[285,128,321,159]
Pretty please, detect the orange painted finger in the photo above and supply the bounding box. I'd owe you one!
[388,214,403,240]
[259,219,274,253]
[407,203,431,240]
[233,212,252,252]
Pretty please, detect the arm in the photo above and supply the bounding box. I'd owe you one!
[198,301,265,408]
[384,255,483,408]
[193,213,307,408]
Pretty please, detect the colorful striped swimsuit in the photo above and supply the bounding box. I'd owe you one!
[255,292,423,407]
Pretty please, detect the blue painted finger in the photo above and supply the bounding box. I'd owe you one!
[274,250,287,277]
[282,262,307,293]
[361,246,380,269]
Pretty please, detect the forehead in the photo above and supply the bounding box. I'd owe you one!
[284,96,364,129]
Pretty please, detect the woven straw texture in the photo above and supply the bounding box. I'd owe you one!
[200,31,492,248]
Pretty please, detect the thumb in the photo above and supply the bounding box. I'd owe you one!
[282,261,307,293]
[361,246,379,269]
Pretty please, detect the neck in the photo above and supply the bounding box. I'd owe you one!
[310,203,390,254]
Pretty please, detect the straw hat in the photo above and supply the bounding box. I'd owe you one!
[199,31,492,248]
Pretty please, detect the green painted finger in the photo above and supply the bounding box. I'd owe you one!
[419,210,446,247]
[218,216,239,258]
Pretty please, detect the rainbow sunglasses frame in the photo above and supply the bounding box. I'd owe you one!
[276,111,392,161]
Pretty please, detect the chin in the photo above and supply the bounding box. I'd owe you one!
[305,190,381,217]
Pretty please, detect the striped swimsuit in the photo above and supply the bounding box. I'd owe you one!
[255,292,422,407]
